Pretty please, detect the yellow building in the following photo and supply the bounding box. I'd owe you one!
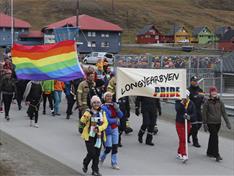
[167,25,191,43]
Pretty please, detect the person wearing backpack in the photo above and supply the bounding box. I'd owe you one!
[0,69,17,121]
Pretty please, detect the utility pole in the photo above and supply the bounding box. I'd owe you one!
[112,0,114,14]
[76,0,79,27]
[11,0,14,46]
[126,10,130,44]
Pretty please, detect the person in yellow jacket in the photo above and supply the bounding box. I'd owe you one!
[80,95,108,176]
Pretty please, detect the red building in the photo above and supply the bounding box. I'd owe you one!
[218,30,234,51]
[136,25,163,44]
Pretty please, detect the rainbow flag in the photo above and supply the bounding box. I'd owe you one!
[12,40,84,81]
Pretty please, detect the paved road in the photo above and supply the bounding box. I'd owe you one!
[0,97,234,175]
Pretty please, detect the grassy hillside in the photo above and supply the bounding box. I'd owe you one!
[1,0,234,43]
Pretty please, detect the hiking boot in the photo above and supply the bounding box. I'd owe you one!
[138,129,145,143]
[5,116,10,121]
[146,142,155,146]
[82,164,88,173]
[193,143,201,148]
[92,171,102,176]
[125,127,133,134]
[216,155,223,162]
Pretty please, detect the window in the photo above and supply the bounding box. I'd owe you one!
[87,41,91,47]
[21,29,25,32]
[2,37,6,41]
[91,41,96,47]
[92,32,96,37]
[3,28,6,32]
[88,32,92,37]
[101,33,109,38]
[101,42,110,48]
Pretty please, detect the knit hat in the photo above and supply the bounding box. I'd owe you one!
[209,86,218,94]
[95,79,105,88]
[90,95,101,105]
[190,76,198,82]
[103,91,113,100]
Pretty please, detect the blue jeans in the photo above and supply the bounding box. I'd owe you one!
[54,91,62,114]
[100,127,119,165]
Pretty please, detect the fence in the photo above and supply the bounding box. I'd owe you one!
[114,54,226,94]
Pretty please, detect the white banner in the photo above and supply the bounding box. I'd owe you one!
[116,67,187,100]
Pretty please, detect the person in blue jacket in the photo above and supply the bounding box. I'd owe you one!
[100,91,123,170]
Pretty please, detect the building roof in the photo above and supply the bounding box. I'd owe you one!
[0,13,31,28]
[19,30,43,38]
[166,25,183,36]
[44,14,122,32]
[215,26,232,36]
[220,30,234,41]
[137,24,154,35]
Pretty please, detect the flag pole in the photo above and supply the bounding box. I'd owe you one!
[11,0,14,46]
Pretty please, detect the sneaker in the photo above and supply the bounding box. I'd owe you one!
[138,135,143,143]
[34,124,39,128]
[176,154,183,160]
[182,155,188,162]
[66,115,70,119]
[207,153,215,158]
[112,164,120,170]
[92,171,102,176]
[30,120,33,127]
[55,113,61,116]
[18,105,22,110]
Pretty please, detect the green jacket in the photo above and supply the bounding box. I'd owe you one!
[202,97,231,126]
[42,80,54,92]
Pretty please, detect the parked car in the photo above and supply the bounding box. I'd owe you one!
[83,52,114,64]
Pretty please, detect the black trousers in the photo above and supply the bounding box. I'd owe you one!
[43,93,54,112]
[189,123,202,144]
[83,137,101,172]
[28,100,40,123]
[16,82,27,108]
[66,94,75,115]
[2,93,13,117]
[207,123,221,157]
[140,110,157,133]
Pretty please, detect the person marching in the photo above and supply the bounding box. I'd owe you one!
[202,87,231,162]
[118,96,131,147]
[77,71,96,133]
[24,81,43,128]
[175,90,196,162]
[135,96,161,146]
[42,80,54,115]
[100,92,123,170]
[80,95,108,176]
[53,80,65,116]
[188,76,205,147]
[0,69,17,121]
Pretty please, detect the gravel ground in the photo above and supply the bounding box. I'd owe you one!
[0,130,81,176]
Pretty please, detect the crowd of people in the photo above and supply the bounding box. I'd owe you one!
[0,53,232,176]
[115,55,220,69]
